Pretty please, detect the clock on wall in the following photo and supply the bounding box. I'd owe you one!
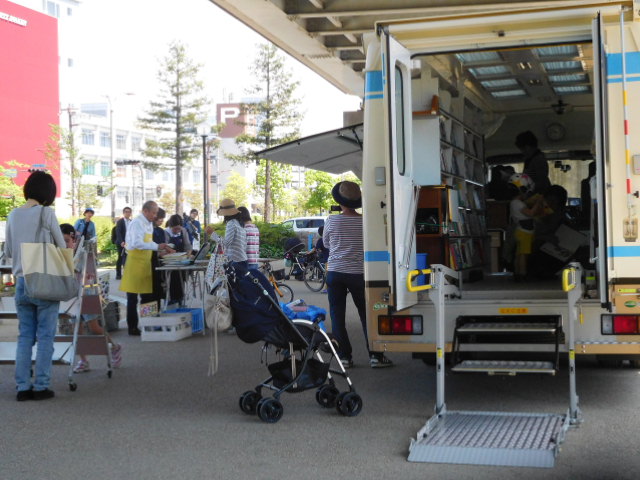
[545,122,566,141]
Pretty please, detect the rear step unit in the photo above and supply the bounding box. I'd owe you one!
[408,410,569,468]
[407,264,583,468]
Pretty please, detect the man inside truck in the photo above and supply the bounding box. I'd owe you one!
[515,131,551,195]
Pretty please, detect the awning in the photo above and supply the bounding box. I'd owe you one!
[257,123,363,179]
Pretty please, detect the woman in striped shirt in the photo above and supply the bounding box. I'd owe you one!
[238,206,260,270]
[207,198,247,267]
[323,181,392,369]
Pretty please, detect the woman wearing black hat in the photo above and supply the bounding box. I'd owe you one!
[323,181,393,369]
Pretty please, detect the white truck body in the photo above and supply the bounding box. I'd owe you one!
[361,1,640,362]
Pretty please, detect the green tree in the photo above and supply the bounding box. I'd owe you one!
[221,172,252,208]
[138,41,210,215]
[304,169,335,213]
[230,43,302,222]
[0,166,22,220]
[44,123,87,216]
[183,189,203,214]
[157,191,176,215]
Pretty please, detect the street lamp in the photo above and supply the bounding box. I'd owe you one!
[197,123,211,227]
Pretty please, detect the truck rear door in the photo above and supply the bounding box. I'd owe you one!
[592,12,611,308]
[381,29,419,312]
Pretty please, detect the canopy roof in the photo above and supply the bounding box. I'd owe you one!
[258,124,363,178]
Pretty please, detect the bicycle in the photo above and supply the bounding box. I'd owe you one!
[258,259,294,304]
[302,251,326,292]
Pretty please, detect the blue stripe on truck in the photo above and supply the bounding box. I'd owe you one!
[608,245,640,257]
[365,70,383,100]
[365,251,390,262]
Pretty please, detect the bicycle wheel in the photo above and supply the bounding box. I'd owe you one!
[274,282,294,304]
[303,262,325,292]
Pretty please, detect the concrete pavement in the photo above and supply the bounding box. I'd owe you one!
[1,271,640,479]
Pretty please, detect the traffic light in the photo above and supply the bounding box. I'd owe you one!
[156,186,162,197]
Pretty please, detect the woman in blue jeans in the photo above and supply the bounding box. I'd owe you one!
[323,181,392,369]
[3,171,66,401]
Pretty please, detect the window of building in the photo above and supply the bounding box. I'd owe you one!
[67,58,74,67]
[116,166,126,178]
[67,7,72,16]
[192,169,202,184]
[132,136,142,151]
[116,134,126,150]
[82,159,96,176]
[45,1,60,18]
[162,170,169,181]
[100,131,111,148]
[145,169,154,181]
[101,161,111,177]
[145,188,155,201]
[81,129,95,145]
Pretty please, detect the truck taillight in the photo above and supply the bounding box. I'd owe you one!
[602,315,640,334]
[378,315,423,335]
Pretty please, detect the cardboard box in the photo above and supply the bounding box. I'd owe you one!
[140,313,192,342]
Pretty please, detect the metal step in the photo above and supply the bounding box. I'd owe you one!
[452,360,556,375]
[408,410,567,468]
[457,322,557,333]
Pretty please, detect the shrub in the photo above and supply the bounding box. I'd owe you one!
[205,221,294,258]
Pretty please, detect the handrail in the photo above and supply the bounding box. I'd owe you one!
[407,268,433,292]
[562,267,577,292]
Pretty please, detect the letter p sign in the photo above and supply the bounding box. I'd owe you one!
[220,107,240,124]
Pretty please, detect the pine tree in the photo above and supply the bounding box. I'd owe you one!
[230,44,301,222]
[138,41,209,215]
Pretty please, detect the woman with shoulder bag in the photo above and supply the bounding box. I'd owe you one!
[3,171,66,401]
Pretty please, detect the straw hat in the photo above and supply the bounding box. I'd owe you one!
[216,198,240,216]
[331,181,362,209]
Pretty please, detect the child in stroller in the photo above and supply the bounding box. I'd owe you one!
[224,262,362,423]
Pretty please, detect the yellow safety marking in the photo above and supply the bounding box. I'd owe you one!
[569,350,575,360]
[406,268,432,292]
[579,312,584,325]
[623,90,628,105]
[618,288,639,293]
[499,307,529,314]
[437,348,443,358]
[626,149,631,164]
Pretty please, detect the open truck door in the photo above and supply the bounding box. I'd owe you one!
[592,12,611,309]
[381,29,420,312]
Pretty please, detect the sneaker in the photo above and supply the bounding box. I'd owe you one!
[33,389,55,401]
[111,344,122,368]
[340,357,354,369]
[370,354,393,368]
[73,360,90,373]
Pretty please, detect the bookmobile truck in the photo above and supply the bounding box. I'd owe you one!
[356,0,640,467]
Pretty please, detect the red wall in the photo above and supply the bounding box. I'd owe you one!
[0,0,59,189]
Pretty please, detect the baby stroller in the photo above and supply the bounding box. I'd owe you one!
[225,262,362,423]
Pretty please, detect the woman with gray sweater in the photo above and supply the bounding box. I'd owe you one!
[3,171,65,401]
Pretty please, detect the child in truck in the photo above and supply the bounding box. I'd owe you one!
[507,173,544,281]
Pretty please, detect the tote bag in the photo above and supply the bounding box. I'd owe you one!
[205,242,229,293]
[21,207,79,302]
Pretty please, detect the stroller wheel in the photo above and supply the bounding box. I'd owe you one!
[239,390,261,414]
[336,392,363,417]
[257,398,284,423]
[316,385,339,408]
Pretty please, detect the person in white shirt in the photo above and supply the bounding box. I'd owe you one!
[120,201,174,335]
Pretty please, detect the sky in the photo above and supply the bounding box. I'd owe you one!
[70,0,362,136]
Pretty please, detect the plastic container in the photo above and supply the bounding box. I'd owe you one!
[164,307,204,334]
[416,253,429,286]
[140,314,192,341]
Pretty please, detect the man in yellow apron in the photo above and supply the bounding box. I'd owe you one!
[120,201,174,335]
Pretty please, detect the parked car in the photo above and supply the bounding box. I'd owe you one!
[281,216,326,244]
